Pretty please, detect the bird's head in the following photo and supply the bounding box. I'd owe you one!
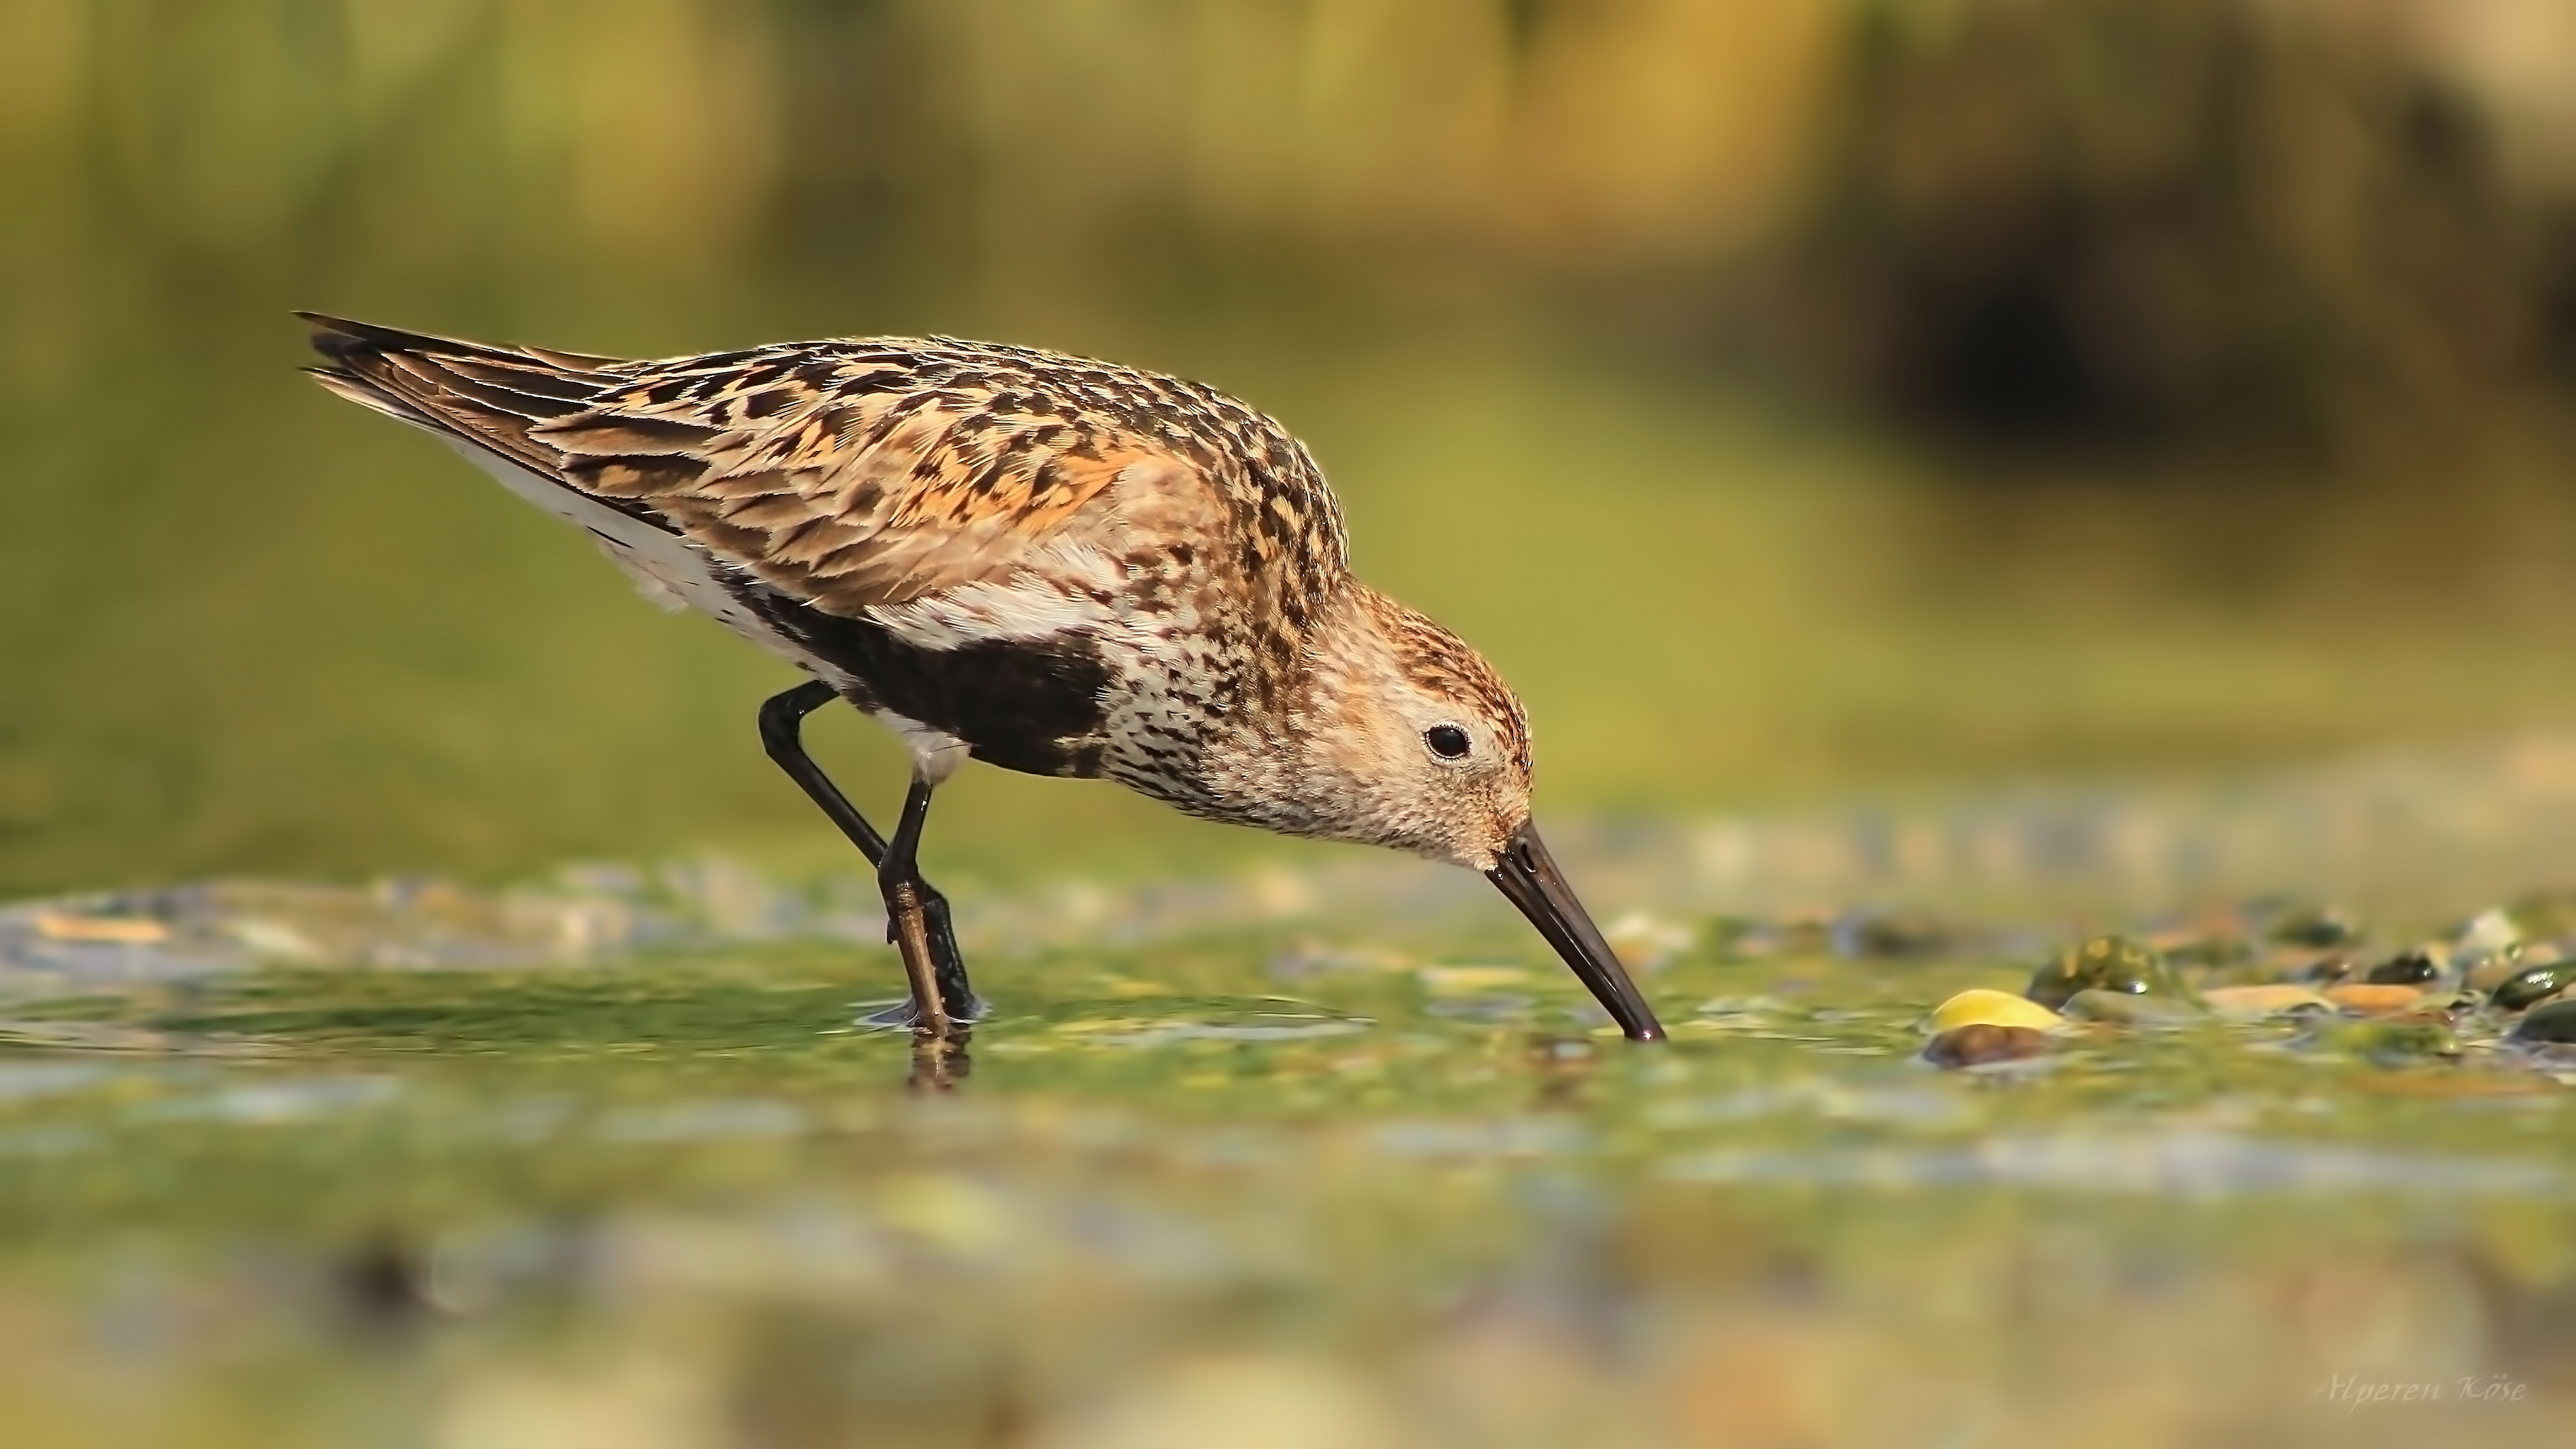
[1272,588,1666,1040]
[1296,589,1534,871]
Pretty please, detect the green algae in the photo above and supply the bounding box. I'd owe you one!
[6,927,2576,1446]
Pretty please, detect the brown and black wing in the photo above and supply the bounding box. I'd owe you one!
[300,312,1346,618]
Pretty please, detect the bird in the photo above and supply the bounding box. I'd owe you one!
[299,313,1666,1043]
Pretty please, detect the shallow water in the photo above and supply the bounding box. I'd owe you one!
[8,844,2576,1448]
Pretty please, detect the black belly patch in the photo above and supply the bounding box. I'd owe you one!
[743,588,1112,777]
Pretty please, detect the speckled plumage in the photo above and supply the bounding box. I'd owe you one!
[303,313,1663,1040]
[305,316,1523,846]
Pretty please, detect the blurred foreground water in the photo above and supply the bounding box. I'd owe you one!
[10,735,2576,1446]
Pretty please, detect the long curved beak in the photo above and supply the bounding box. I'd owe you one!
[1485,820,1666,1042]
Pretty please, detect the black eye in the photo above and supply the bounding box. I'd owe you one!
[1425,724,1472,760]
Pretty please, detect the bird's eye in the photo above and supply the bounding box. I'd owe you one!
[1425,724,1472,760]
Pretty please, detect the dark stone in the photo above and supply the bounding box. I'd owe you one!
[2367,951,2443,986]
[2026,934,2183,1010]
[2492,963,2576,1013]
[2510,999,2576,1045]
[1925,1024,2049,1069]
[2296,955,2359,985]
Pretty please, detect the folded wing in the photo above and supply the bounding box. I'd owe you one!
[301,312,1206,615]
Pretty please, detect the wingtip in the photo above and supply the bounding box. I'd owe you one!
[292,311,627,374]
[294,311,460,355]
[293,310,404,345]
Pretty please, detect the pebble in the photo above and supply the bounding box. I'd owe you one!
[2510,999,2576,1045]
[30,912,170,944]
[2026,935,2183,1011]
[2466,950,2532,994]
[2059,989,2202,1025]
[2490,962,2576,1013]
[1924,1024,2050,1069]
[2292,955,2359,985]
[2324,983,2428,1016]
[2456,908,2522,955]
[2365,951,2444,986]
[2199,984,2330,1020]
[1927,989,2065,1035]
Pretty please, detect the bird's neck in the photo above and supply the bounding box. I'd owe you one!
[1189,585,1411,840]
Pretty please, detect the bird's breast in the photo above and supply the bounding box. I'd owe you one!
[731,527,1262,796]
[734,576,1113,777]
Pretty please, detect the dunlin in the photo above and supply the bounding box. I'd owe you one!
[301,314,1666,1042]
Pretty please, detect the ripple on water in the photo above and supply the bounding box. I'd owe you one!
[1042,998,1375,1048]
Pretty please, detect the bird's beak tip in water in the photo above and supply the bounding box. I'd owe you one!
[1485,820,1666,1042]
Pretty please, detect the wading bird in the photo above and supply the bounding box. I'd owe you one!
[302,315,1665,1042]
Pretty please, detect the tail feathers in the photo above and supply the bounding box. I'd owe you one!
[305,365,439,429]
[297,311,633,478]
[299,311,692,542]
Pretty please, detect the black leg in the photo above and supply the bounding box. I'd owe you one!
[760,681,889,859]
[759,682,984,1026]
[877,774,953,1040]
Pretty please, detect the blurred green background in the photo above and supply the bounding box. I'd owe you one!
[7,0,2576,899]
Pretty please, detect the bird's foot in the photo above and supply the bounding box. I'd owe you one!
[875,885,982,1026]
[856,993,991,1030]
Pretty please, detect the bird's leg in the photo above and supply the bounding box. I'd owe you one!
[758,682,984,1027]
[879,773,954,1043]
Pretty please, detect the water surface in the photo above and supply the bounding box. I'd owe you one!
[7,850,2576,1448]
